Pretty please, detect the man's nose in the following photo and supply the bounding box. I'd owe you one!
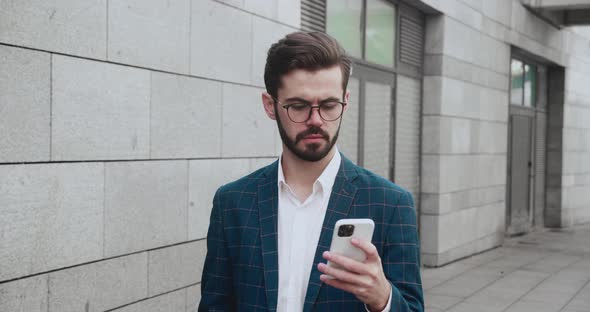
[306,106,323,126]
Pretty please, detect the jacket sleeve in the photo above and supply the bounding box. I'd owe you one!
[383,190,424,312]
[198,188,235,311]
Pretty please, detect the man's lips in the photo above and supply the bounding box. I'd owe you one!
[295,127,329,144]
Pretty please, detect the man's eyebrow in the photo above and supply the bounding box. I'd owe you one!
[284,96,341,103]
[284,97,310,103]
[319,97,342,103]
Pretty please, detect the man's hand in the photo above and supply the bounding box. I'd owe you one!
[317,238,391,311]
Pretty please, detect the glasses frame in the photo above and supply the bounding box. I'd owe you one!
[274,98,348,123]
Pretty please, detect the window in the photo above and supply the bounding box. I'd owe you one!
[327,0,397,67]
[524,64,537,107]
[326,0,363,58]
[365,0,396,66]
[511,59,524,106]
[510,58,537,107]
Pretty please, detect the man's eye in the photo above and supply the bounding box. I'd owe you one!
[322,102,340,109]
[289,103,309,110]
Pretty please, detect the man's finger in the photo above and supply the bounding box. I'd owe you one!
[317,262,366,285]
[322,251,370,275]
[350,238,379,261]
[320,274,364,296]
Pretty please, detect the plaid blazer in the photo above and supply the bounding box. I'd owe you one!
[199,155,424,312]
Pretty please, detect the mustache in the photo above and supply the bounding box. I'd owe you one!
[295,127,329,144]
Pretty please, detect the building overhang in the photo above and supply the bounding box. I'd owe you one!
[522,0,590,27]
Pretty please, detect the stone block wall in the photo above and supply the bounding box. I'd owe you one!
[0,0,297,310]
[420,0,590,266]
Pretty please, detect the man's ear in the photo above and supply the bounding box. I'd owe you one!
[262,92,276,120]
[343,89,350,113]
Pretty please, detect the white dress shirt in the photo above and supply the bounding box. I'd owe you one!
[276,149,391,312]
[276,150,340,312]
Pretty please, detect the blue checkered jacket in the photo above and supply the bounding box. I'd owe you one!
[199,155,424,312]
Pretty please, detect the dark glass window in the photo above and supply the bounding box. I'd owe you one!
[511,58,538,107]
[365,0,396,67]
[326,0,363,58]
[511,59,524,106]
[327,0,397,68]
[524,64,537,107]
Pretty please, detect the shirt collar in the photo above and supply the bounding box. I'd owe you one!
[277,147,341,194]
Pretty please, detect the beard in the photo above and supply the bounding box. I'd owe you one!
[275,109,341,162]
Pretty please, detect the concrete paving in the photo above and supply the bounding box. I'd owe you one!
[422,223,590,312]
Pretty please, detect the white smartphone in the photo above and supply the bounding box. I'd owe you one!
[327,218,375,271]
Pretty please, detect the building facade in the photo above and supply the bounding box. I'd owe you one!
[1,0,589,310]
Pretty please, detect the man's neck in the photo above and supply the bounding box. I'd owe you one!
[281,146,337,191]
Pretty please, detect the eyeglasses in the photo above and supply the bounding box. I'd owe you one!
[274,98,347,123]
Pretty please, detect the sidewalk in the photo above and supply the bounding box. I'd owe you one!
[422,223,590,312]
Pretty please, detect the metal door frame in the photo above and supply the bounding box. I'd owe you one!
[507,49,551,234]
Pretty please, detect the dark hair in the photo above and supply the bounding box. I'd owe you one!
[264,31,352,100]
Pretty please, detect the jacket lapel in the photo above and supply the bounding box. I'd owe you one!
[303,156,359,312]
[258,161,280,312]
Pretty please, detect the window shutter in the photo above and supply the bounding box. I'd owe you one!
[395,75,421,204]
[301,0,326,32]
[399,10,424,67]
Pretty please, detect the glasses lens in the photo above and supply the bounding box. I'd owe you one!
[319,101,344,121]
[287,103,311,123]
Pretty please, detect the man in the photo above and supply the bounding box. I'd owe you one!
[199,31,423,312]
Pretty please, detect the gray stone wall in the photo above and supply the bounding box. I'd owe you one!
[420,0,590,266]
[562,34,590,225]
[0,0,296,310]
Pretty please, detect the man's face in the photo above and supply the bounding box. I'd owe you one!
[263,66,349,162]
